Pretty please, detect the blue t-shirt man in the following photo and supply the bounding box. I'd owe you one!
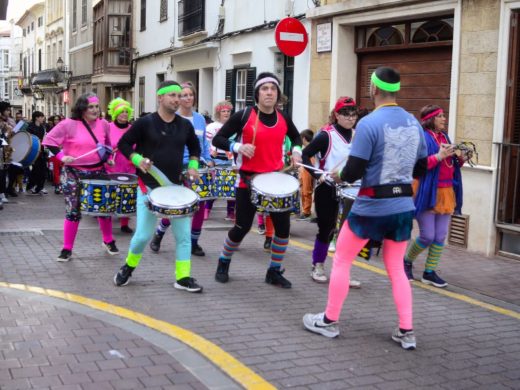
[349,105,428,217]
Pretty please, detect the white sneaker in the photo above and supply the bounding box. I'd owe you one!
[0,194,8,203]
[311,263,328,283]
[40,188,48,195]
[392,328,416,350]
[328,241,336,253]
[303,312,339,338]
[349,279,362,289]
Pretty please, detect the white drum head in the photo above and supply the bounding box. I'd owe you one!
[108,173,138,183]
[252,172,299,196]
[149,185,198,207]
[10,132,31,162]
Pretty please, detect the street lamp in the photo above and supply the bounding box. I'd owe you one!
[56,57,64,72]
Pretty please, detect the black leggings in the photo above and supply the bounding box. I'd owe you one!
[228,187,291,242]
[314,183,339,243]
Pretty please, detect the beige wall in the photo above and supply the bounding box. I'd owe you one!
[456,0,500,167]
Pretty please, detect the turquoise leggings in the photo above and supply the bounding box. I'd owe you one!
[130,189,192,260]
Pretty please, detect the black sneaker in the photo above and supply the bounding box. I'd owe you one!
[102,241,119,255]
[421,271,447,288]
[114,264,135,286]
[258,224,266,235]
[191,244,205,256]
[120,225,133,234]
[296,213,311,221]
[174,277,203,293]
[265,267,292,289]
[404,260,414,281]
[263,237,272,252]
[215,259,230,283]
[54,186,62,194]
[56,249,72,262]
[149,233,163,253]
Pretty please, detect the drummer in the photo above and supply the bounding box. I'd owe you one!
[212,72,302,288]
[113,80,203,293]
[301,97,361,287]
[42,93,118,261]
[105,98,135,233]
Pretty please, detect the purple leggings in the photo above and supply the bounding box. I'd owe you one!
[416,211,451,247]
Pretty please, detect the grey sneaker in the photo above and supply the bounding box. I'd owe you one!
[311,263,328,283]
[302,312,339,338]
[392,328,416,350]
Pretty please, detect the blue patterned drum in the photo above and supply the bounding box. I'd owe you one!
[108,173,138,216]
[79,178,117,216]
[147,185,200,218]
[213,167,237,199]
[184,167,215,200]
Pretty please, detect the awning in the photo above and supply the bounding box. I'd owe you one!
[31,70,63,86]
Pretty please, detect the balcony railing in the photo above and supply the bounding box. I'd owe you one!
[496,143,520,226]
[178,0,205,37]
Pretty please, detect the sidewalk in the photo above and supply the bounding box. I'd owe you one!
[1,192,520,389]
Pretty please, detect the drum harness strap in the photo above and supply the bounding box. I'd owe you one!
[358,184,413,198]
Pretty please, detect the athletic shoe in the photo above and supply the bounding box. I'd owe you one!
[28,189,42,195]
[311,263,328,283]
[40,188,48,195]
[258,224,266,235]
[265,267,292,289]
[149,233,163,253]
[302,312,339,338]
[54,186,62,194]
[174,277,203,293]
[215,259,230,283]
[120,225,133,234]
[404,260,414,281]
[421,271,447,288]
[297,213,311,221]
[0,195,8,203]
[328,241,336,253]
[103,241,119,255]
[224,212,235,221]
[114,264,135,286]
[263,237,272,252]
[392,328,416,350]
[56,249,72,262]
[191,244,205,256]
[349,279,362,289]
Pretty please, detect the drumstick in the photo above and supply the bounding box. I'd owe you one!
[73,146,102,160]
[295,162,330,175]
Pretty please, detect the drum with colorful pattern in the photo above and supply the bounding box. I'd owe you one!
[147,185,200,218]
[251,172,300,212]
[183,167,215,200]
[108,173,138,216]
[213,167,237,199]
[79,178,117,216]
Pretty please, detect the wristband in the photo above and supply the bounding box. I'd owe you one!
[292,145,302,155]
[436,153,442,162]
[232,142,242,154]
[131,153,144,167]
[56,151,65,161]
[188,159,199,170]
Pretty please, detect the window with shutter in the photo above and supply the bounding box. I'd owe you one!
[225,67,256,112]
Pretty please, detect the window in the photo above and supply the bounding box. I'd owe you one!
[139,76,145,115]
[178,0,204,37]
[72,0,77,31]
[38,16,43,27]
[38,49,41,71]
[2,50,8,71]
[225,67,256,111]
[3,82,8,99]
[81,0,87,26]
[23,28,26,37]
[160,0,167,22]
[412,20,453,43]
[367,26,404,47]
[31,21,34,31]
[140,0,146,31]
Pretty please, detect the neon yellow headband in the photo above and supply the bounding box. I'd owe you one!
[371,72,400,92]
[157,84,183,95]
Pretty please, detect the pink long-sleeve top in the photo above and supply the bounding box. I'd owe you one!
[426,130,464,188]
[43,118,111,170]
[105,122,135,174]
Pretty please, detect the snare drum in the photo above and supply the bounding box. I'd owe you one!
[79,178,117,216]
[213,167,237,199]
[147,185,200,218]
[9,131,41,167]
[108,173,138,216]
[251,172,300,212]
[184,167,215,200]
[337,185,360,226]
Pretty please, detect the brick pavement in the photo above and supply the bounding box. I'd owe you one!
[1,193,520,389]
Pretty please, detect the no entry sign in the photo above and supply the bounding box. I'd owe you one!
[275,17,308,57]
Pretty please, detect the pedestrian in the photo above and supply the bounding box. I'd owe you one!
[212,71,302,288]
[297,129,315,220]
[204,100,235,221]
[105,97,136,233]
[42,93,118,262]
[303,67,428,350]
[47,115,64,194]
[404,105,466,287]
[149,81,214,256]
[301,97,362,287]
[26,111,48,195]
[113,80,203,293]
[0,116,13,207]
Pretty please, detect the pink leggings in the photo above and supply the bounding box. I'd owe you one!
[325,221,413,330]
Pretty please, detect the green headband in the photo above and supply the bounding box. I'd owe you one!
[371,72,400,92]
[157,84,183,95]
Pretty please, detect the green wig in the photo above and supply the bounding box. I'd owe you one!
[107,98,134,122]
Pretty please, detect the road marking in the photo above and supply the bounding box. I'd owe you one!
[290,239,520,321]
[0,282,275,390]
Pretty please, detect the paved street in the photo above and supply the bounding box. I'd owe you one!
[1,192,520,389]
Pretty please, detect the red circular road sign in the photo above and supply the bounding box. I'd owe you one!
[275,17,308,57]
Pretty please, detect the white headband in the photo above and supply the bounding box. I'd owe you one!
[254,77,280,90]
